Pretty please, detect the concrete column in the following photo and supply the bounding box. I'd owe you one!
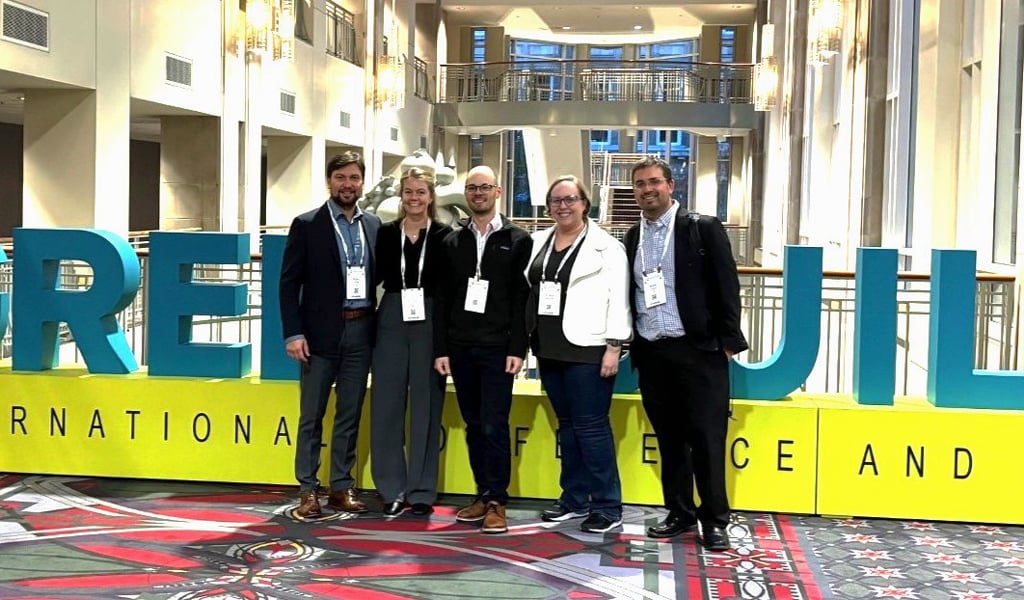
[159,117,220,231]
[22,1,130,235]
[694,136,719,217]
[266,136,317,227]
[912,0,964,261]
[220,1,245,236]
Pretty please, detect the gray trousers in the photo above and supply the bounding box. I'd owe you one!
[294,315,372,492]
[370,293,446,504]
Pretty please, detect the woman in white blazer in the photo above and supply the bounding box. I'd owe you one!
[524,174,632,534]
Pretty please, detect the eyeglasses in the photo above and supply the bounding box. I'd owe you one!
[548,195,581,207]
[465,183,496,193]
[633,177,668,190]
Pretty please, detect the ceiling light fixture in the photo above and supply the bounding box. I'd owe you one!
[633,25,642,30]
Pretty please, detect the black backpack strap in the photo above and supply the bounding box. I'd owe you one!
[687,211,706,256]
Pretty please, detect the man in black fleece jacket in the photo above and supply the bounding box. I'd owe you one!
[434,165,533,534]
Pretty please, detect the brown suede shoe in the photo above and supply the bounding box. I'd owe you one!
[295,490,322,519]
[455,499,487,522]
[481,501,507,534]
[327,488,367,513]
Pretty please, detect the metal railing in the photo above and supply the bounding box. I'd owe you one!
[439,59,753,104]
[0,244,1017,400]
[412,56,431,102]
[326,1,359,66]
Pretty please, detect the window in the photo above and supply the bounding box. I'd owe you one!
[509,38,576,101]
[717,139,731,222]
[993,0,1023,264]
[325,1,359,65]
[882,0,917,250]
[720,27,736,63]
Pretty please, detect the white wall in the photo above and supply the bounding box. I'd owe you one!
[0,0,96,88]
[129,0,223,116]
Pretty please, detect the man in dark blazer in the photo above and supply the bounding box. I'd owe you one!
[279,152,382,519]
[623,156,748,551]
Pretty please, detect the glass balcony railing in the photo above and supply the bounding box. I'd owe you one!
[439,59,753,104]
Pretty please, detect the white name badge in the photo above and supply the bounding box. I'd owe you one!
[465,278,489,314]
[642,270,667,308]
[401,287,426,321]
[346,266,367,300]
[538,281,562,316]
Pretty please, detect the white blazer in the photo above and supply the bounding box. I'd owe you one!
[526,220,633,347]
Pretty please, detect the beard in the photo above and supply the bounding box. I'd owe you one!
[331,190,360,208]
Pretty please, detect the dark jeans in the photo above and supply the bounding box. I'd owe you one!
[449,343,514,504]
[538,358,622,520]
[295,315,373,492]
[632,335,731,527]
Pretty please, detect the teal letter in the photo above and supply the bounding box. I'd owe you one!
[731,245,822,400]
[259,234,296,381]
[147,232,251,378]
[11,229,139,373]
[852,248,898,405]
[927,249,1024,409]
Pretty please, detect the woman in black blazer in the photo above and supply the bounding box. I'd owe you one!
[369,167,452,517]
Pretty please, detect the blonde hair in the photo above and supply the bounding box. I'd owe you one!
[397,167,438,221]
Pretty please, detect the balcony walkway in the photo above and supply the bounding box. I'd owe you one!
[435,59,757,133]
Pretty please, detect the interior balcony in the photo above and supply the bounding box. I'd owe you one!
[434,59,757,135]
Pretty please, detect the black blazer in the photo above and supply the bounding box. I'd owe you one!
[624,209,748,357]
[279,202,382,356]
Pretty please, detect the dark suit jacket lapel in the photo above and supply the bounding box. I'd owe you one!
[316,203,344,274]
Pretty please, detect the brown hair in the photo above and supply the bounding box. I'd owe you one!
[544,175,592,216]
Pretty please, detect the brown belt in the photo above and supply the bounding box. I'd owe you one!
[342,308,371,320]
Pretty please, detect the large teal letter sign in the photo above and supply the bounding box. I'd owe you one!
[258,234,296,381]
[927,249,1024,409]
[147,232,252,378]
[731,245,823,400]
[11,228,140,373]
[852,248,898,405]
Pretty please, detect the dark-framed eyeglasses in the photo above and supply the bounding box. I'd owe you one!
[633,178,667,190]
[465,183,496,193]
[548,195,581,207]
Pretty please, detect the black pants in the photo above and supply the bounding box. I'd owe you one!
[448,343,514,504]
[632,335,731,527]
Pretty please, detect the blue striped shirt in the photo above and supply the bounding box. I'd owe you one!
[634,202,686,341]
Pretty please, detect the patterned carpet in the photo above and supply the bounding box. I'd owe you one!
[0,474,1021,600]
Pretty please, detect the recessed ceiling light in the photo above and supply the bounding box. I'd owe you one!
[633,5,640,9]
[561,26,571,30]
[633,25,642,30]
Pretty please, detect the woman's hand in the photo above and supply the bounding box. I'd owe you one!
[600,346,621,378]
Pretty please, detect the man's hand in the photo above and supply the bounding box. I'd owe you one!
[286,338,310,363]
[434,356,451,376]
[724,349,735,361]
[505,356,524,375]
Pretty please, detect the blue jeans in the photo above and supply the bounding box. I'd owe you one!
[538,358,622,520]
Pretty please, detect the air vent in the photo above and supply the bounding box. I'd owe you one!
[339,111,351,128]
[280,90,296,114]
[165,54,192,87]
[390,127,398,142]
[2,0,49,51]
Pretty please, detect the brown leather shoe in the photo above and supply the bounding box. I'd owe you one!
[327,488,367,513]
[455,499,487,522]
[481,501,507,534]
[295,490,322,519]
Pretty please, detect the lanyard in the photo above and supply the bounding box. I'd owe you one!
[541,224,587,282]
[327,202,367,266]
[472,221,495,279]
[638,204,679,274]
[399,220,429,289]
